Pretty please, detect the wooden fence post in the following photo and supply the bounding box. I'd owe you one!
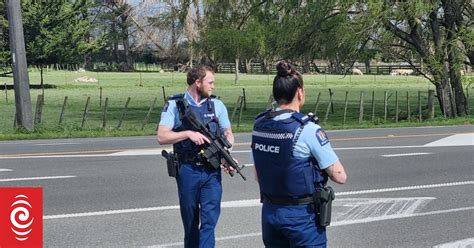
[328,88,334,113]
[343,91,348,126]
[58,96,68,125]
[407,92,411,120]
[117,97,131,129]
[313,92,321,115]
[358,91,364,124]
[99,87,103,107]
[428,90,435,120]
[81,96,91,128]
[13,111,17,128]
[102,97,109,128]
[34,94,44,125]
[142,97,157,130]
[242,88,247,110]
[231,95,243,122]
[238,95,244,128]
[395,91,399,122]
[466,86,470,115]
[371,91,375,122]
[323,92,332,124]
[162,86,166,104]
[4,83,7,103]
[418,91,422,122]
[384,91,388,121]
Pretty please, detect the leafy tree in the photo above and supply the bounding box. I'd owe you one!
[0,1,11,74]
[364,0,471,117]
[199,0,267,83]
[22,0,100,85]
[92,0,134,71]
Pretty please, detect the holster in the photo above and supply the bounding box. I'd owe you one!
[313,186,335,227]
[161,150,179,178]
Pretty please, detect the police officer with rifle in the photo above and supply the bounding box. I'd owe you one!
[252,61,347,247]
[157,65,242,248]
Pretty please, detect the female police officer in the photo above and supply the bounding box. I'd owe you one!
[252,61,347,247]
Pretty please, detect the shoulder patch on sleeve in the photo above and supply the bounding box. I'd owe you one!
[315,128,329,146]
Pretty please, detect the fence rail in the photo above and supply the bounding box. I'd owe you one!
[4,63,428,75]
[2,87,468,133]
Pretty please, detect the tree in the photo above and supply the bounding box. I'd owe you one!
[22,0,100,86]
[0,0,11,73]
[200,0,267,83]
[366,0,470,117]
[92,0,134,71]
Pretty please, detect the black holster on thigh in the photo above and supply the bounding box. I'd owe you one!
[313,186,335,227]
[161,150,179,178]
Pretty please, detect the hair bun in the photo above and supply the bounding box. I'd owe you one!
[276,61,293,77]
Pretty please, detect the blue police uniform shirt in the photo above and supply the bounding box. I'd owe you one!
[159,90,231,129]
[272,111,339,170]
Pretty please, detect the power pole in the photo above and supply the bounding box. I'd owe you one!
[6,0,33,131]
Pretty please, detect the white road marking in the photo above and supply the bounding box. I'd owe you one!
[43,180,474,220]
[0,175,76,182]
[334,197,434,222]
[34,142,80,146]
[382,152,432,157]
[153,206,474,247]
[3,131,473,160]
[424,133,474,147]
[110,149,162,156]
[0,168,13,172]
[337,180,474,196]
[433,238,474,248]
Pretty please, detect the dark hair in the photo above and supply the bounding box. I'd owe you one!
[273,61,303,104]
[187,65,214,85]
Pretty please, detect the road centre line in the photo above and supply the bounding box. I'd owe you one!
[0,143,468,159]
[43,180,474,220]
[232,132,468,146]
[0,133,466,159]
[382,152,432,157]
[0,168,13,172]
[34,142,80,146]
[0,175,76,182]
[152,205,474,247]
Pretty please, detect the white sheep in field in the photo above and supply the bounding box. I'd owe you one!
[351,68,363,75]
[74,76,98,83]
[390,69,414,76]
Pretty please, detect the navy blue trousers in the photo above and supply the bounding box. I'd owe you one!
[177,164,222,248]
[261,203,327,248]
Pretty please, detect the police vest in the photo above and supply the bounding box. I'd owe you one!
[252,110,327,199]
[170,94,222,161]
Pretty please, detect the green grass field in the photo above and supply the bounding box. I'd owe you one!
[0,70,472,140]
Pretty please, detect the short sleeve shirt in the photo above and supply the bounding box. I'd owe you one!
[159,90,231,129]
[272,112,339,170]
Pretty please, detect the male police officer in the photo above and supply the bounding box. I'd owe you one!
[157,65,234,248]
[252,61,347,247]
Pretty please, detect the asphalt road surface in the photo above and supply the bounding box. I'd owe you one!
[1,125,473,247]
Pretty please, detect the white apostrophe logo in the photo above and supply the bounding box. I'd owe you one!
[10,194,34,241]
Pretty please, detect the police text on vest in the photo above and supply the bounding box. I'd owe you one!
[254,143,280,153]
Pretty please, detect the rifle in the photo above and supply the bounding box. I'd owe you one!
[185,109,247,180]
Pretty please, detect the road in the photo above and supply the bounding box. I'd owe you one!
[1,125,473,247]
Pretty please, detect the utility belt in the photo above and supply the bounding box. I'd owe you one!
[261,193,313,205]
[162,150,216,178]
[177,153,206,166]
[261,186,335,227]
